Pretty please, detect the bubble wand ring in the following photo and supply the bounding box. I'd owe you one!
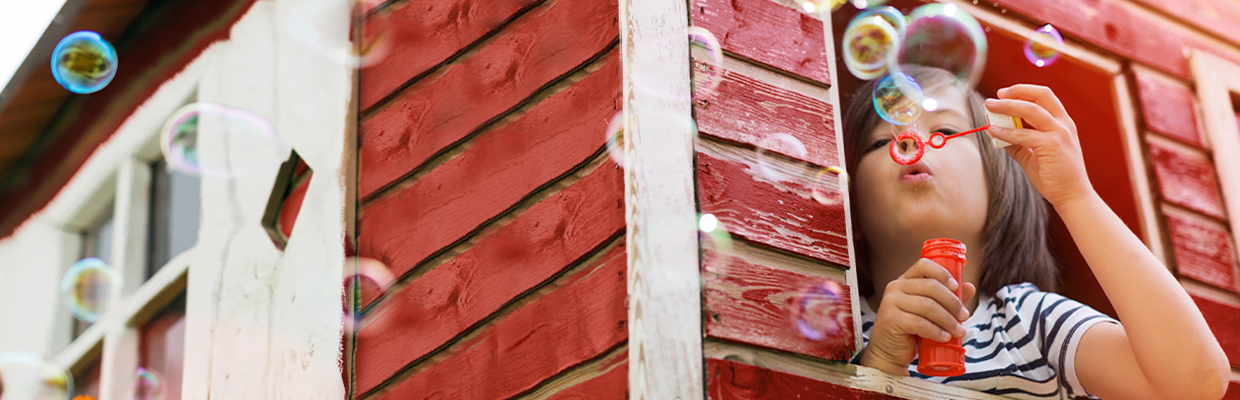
[889,123,992,165]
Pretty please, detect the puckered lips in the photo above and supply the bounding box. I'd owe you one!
[899,161,933,183]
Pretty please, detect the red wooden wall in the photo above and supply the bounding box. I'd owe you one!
[692,0,864,396]
[349,0,626,397]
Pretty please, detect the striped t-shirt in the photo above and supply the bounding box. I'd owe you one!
[858,283,1119,400]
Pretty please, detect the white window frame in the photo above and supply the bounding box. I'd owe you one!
[41,45,210,400]
[1190,50,1240,244]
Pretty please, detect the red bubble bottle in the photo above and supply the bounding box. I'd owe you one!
[917,238,967,377]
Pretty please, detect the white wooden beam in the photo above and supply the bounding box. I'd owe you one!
[1190,51,1240,250]
[621,0,704,398]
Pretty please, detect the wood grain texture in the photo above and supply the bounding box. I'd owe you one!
[997,0,1240,79]
[1133,68,1202,146]
[696,144,849,267]
[357,53,621,278]
[545,360,628,400]
[1165,209,1238,292]
[707,358,897,400]
[365,244,627,399]
[690,0,830,85]
[621,0,705,397]
[358,0,546,110]
[703,247,854,360]
[1126,0,1240,49]
[1191,293,1240,368]
[353,163,624,392]
[357,0,618,198]
[695,66,838,169]
[1148,138,1227,220]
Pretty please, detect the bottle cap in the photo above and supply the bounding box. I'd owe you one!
[985,109,1023,148]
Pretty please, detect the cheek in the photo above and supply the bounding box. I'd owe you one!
[938,143,991,210]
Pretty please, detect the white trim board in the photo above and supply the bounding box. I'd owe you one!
[621,0,705,398]
[1191,51,1240,245]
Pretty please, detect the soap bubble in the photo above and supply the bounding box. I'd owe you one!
[792,280,850,341]
[51,31,117,94]
[850,0,888,9]
[755,133,808,182]
[604,111,626,168]
[699,213,735,271]
[343,257,395,333]
[689,27,723,99]
[798,0,847,13]
[872,72,923,126]
[60,258,122,323]
[842,7,905,80]
[811,166,847,205]
[134,367,165,400]
[1024,24,1064,68]
[285,0,392,68]
[160,103,288,178]
[0,353,73,400]
[889,3,988,91]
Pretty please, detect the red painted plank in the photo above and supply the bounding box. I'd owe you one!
[697,151,849,266]
[278,175,311,239]
[695,67,838,168]
[353,162,624,392]
[1127,0,1240,49]
[358,0,618,198]
[997,0,1240,79]
[1166,210,1238,292]
[690,0,830,85]
[546,359,628,400]
[704,248,854,360]
[1133,69,1202,146]
[1148,139,1227,220]
[707,358,898,400]
[357,52,621,278]
[367,244,628,399]
[1191,293,1240,368]
[1226,379,1240,400]
[359,0,546,110]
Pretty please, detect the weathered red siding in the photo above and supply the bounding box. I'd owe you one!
[350,0,625,396]
[693,0,856,395]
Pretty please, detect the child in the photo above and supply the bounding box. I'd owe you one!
[842,66,1230,399]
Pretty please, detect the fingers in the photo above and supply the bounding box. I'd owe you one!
[889,278,970,323]
[997,84,1068,119]
[901,258,958,291]
[962,282,977,304]
[984,98,1058,134]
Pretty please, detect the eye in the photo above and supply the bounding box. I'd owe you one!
[866,138,892,153]
[935,128,959,136]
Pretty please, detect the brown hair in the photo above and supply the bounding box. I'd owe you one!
[842,66,1058,297]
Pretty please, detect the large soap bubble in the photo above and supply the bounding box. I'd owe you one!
[888,3,987,93]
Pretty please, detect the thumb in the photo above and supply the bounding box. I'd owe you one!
[961,282,977,304]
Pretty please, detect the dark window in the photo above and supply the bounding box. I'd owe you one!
[147,159,201,278]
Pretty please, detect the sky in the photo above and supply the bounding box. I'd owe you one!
[0,0,69,93]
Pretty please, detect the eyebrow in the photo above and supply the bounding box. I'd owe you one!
[926,108,970,123]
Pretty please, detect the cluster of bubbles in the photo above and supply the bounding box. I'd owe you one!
[754,133,847,206]
[60,258,123,324]
[791,280,850,341]
[798,0,887,14]
[51,31,118,94]
[0,353,73,400]
[134,367,165,400]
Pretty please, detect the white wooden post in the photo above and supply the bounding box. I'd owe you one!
[98,158,151,400]
[1191,51,1240,246]
[620,0,704,399]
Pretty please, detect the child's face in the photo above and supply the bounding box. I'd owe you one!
[853,85,990,247]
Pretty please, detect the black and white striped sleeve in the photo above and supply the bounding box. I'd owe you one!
[1030,291,1120,399]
